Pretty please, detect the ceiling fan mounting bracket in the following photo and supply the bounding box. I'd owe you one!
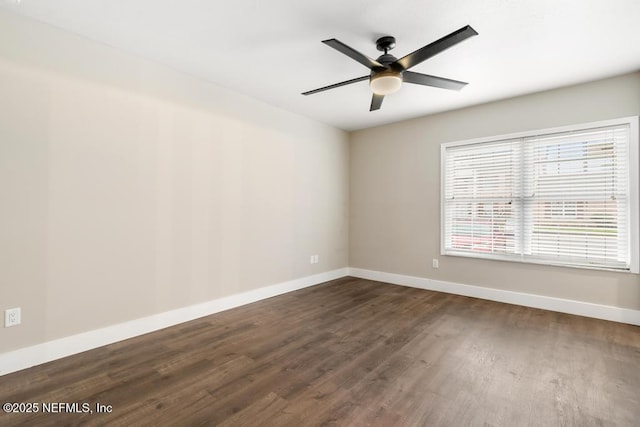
[375,36,396,53]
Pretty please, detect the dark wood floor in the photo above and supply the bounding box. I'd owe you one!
[1,277,639,426]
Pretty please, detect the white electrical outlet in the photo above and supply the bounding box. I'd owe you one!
[5,307,21,327]
[310,254,319,264]
[432,258,439,269]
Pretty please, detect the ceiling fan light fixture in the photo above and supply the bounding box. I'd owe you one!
[370,70,402,95]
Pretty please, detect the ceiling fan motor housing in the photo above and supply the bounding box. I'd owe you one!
[376,53,399,67]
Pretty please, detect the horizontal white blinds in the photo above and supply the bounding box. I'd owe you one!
[523,125,629,268]
[443,123,632,271]
[444,139,521,255]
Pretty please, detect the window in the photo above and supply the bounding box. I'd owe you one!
[441,117,639,273]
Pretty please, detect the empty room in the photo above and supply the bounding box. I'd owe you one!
[1,0,639,425]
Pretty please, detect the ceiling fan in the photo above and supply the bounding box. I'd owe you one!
[302,25,478,111]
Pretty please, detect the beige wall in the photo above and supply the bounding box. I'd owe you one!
[350,72,640,310]
[0,10,349,353]
[2,6,639,359]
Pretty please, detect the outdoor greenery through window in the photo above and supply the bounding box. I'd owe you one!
[441,117,639,272]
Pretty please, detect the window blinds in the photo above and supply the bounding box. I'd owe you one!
[443,139,522,256]
[443,122,634,271]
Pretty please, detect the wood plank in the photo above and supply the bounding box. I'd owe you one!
[0,278,638,425]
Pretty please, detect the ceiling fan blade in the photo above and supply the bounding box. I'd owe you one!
[302,75,369,96]
[323,39,384,69]
[370,94,384,111]
[403,71,468,91]
[397,25,478,70]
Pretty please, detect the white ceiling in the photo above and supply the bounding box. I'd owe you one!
[2,0,640,131]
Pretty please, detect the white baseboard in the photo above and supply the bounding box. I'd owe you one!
[348,267,640,326]
[3,266,638,377]
[0,268,348,376]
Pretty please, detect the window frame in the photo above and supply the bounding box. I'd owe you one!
[440,116,639,273]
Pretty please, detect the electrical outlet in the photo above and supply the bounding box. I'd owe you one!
[310,254,319,264]
[5,307,21,327]
[432,258,439,269]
